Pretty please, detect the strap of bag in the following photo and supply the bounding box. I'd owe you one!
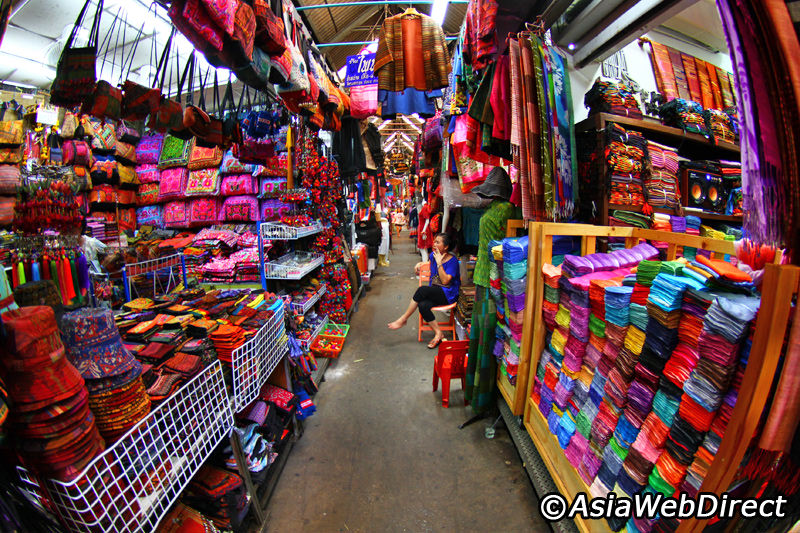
[96,7,120,79]
[64,0,104,53]
[197,68,210,111]
[122,2,157,81]
[181,52,196,106]
[153,27,176,91]
[213,71,221,115]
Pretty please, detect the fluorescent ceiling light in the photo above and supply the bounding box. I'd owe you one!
[401,116,421,132]
[4,80,37,89]
[430,0,450,26]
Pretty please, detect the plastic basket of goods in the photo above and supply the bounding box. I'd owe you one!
[310,335,345,358]
[320,323,350,338]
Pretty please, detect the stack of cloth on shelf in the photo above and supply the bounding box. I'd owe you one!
[703,108,738,144]
[658,99,709,136]
[181,465,250,530]
[455,285,476,326]
[584,80,643,118]
[609,210,650,229]
[605,124,647,207]
[60,308,151,443]
[230,247,260,282]
[113,289,282,404]
[0,306,105,481]
[500,236,529,384]
[488,240,505,316]
[645,141,681,209]
[530,245,761,532]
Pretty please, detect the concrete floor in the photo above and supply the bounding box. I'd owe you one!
[265,235,545,532]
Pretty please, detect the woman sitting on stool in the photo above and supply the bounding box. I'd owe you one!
[388,233,460,348]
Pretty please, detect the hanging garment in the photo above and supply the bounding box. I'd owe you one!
[465,287,498,413]
[374,10,451,92]
[378,88,442,118]
[332,117,367,178]
[463,0,498,70]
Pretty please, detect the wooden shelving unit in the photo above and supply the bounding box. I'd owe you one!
[519,222,796,533]
[576,112,742,228]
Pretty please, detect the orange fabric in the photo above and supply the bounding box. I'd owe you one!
[401,16,426,91]
[656,452,688,486]
[696,254,753,282]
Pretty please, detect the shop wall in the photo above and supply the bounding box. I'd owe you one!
[568,32,734,123]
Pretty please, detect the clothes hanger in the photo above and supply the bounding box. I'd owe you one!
[402,6,420,16]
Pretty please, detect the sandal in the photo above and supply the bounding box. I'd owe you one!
[427,337,443,349]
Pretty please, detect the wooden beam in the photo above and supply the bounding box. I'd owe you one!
[326,5,382,43]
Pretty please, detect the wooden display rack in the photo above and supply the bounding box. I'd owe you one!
[518,222,797,533]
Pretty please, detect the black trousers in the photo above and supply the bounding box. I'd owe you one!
[413,286,450,322]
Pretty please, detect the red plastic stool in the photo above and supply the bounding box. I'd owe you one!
[432,340,470,407]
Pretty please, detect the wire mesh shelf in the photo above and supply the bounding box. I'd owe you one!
[17,361,233,533]
[124,254,182,277]
[231,300,289,413]
[263,252,324,280]
[289,284,326,314]
[259,220,323,240]
[298,315,328,352]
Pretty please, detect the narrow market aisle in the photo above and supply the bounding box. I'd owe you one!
[266,235,544,532]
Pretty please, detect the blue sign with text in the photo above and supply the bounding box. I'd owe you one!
[344,53,378,87]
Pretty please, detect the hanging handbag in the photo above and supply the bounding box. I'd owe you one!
[117,121,141,145]
[220,150,255,174]
[63,140,93,167]
[158,168,189,201]
[61,112,80,139]
[0,101,23,146]
[183,65,212,140]
[158,135,195,169]
[83,12,126,120]
[0,146,22,164]
[221,174,257,196]
[277,22,310,94]
[235,45,272,90]
[50,0,104,107]
[269,39,292,85]
[189,197,220,227]
[200,71,225,147]
[422,111,443,152]
[163,200,190,228]
[0,164,20,194]
[184,168,221,196]
[136,164,160,184]
[136,133,164,164]
[115,142,137,166]
[137,182,160,205]
[117,165,139,190]
[148,29,186,134]
[254,0,286,55]
[120,10,164,120]
[187,143,223,170]
[168,0,226,68]
[91,121,117,153]
[220,81,244,149]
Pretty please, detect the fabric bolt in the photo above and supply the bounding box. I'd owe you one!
[652,389,681,427]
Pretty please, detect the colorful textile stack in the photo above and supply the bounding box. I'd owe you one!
[533,246,759,531]
[584,80,643,119]
[658,99,709,136]
[605,125,647,207]
[182,465,250,530]
[645,142,681,209]
[60,308,151,443]
[500,236,528,383]
[703,108,738,144]
[0,306,104,481]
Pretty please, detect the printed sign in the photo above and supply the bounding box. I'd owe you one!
[344,53,378,87]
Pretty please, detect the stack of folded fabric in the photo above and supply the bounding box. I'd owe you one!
[210,325,246,364]
[605,286,633,327]
[231,247,260,282]
[501,237,528,381]
[1,306,105,481]
[199,257,237,283]
[609,210,650,230]
[488,240,504,310]
[658,99,709,136]
[61,308,151,443]
[456,285,477,326]
[645,141,681,209]
[541,264,562,331]
[584,80,643,118]
[182,465,250,530]
[703,108,738,144]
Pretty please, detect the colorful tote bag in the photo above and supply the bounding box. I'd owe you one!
[136,164,160,184]
[187,143,223,170]
[63,140,93,167]
[221,174,257,196]
[260,199,291,221]
[136,133,164,164]
[158,167,188,201]
[50,0,103,107]
[163,200,190,228]
[137,182,160,205]
[158,135,195,169]
[189,197,220,226]
[115,141,137,165]
[91,121,117,152]
[220,150,255,174]
[258,177,286,198]
[137,205,164,227]
[222,195,259,221]
[184,168,221,196]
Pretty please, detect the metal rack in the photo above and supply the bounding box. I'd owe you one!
[298,315,328,352]
[263,252,324,281]
[17,361,233,533]
[230,301,290,413]
[118,254,188,302]
[259,221,324,241]
[289,284,327,314]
